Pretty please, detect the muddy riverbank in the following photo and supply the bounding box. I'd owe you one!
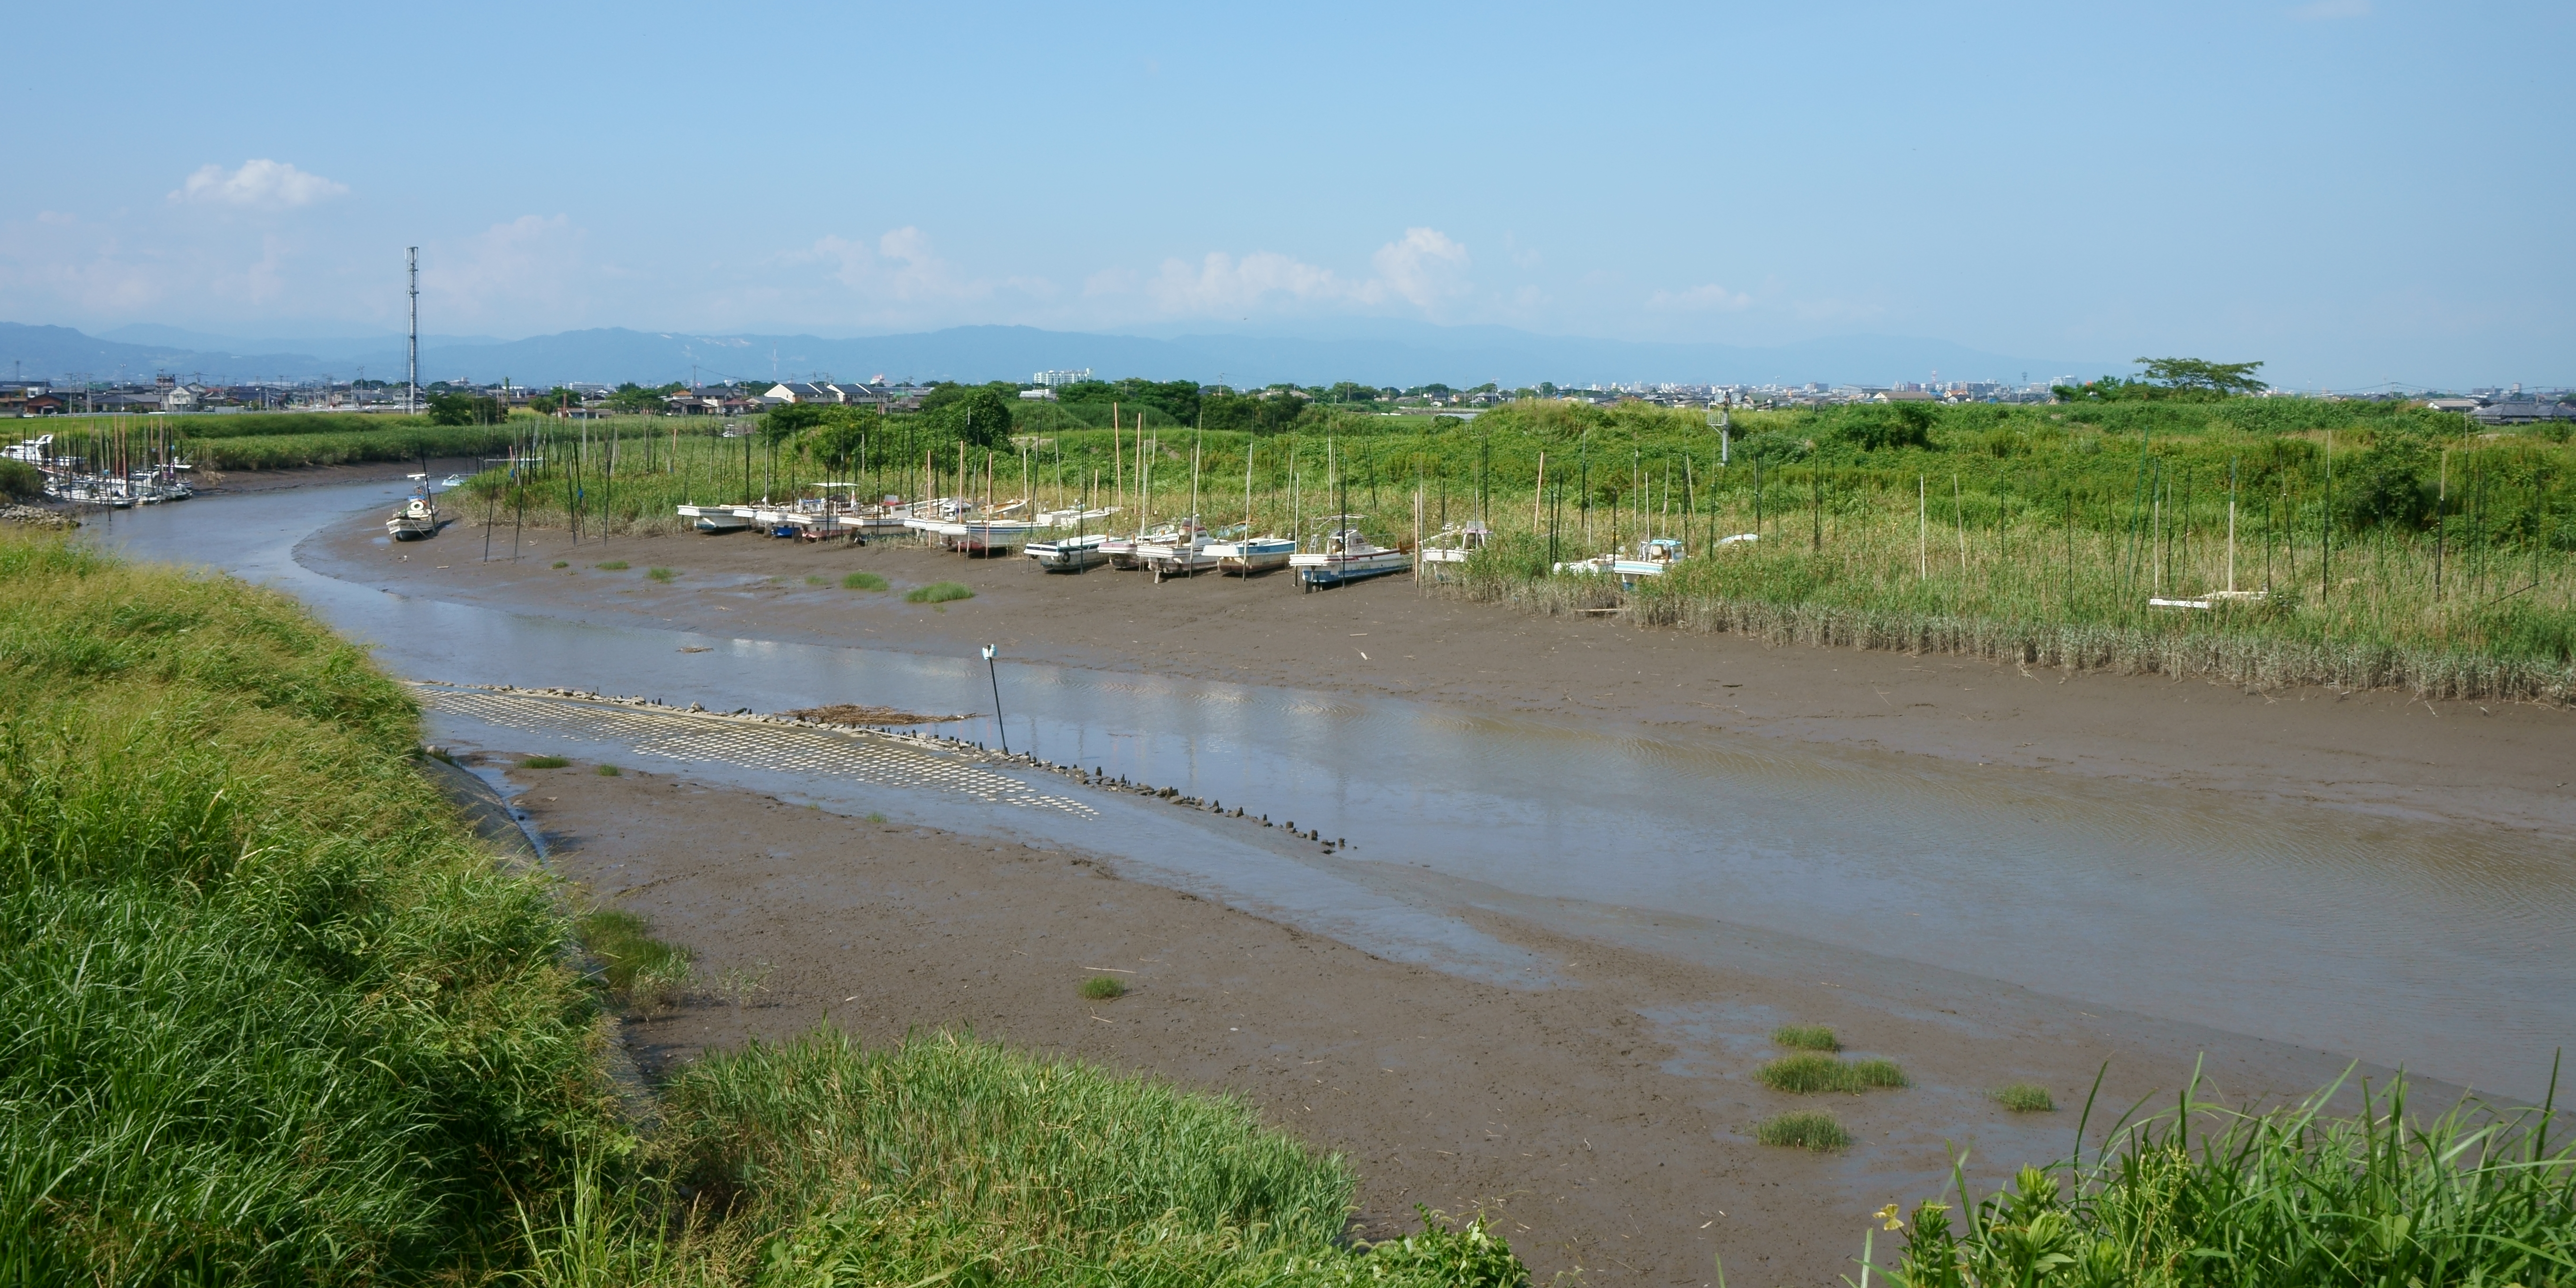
[317,520,2575,839]
[492,751,2403,1287]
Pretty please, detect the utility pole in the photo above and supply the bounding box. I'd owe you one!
[406,247,420,415]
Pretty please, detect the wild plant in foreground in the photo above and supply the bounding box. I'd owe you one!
[1863,1066,2576,1287]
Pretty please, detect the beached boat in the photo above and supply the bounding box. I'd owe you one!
[1556,536,1686,588]
[1290,525,1409,591]
[957,519,1034,556]
[1105,521,1192,571]
[1028,532,1111,572]
[1139,518,1220,580]
[386,489,439,540]
[1416,522,1488,580]
[1204,525,1296,576]
[679,503,753,533]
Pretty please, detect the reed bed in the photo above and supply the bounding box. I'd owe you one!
[1872,1070,2576,1287]
[431,401,2570,698]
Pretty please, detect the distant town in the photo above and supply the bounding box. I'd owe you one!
[4,366,2572,425]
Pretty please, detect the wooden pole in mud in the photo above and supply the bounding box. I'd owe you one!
[1918,475,1927,578]
[2434,448,2447,598]
[1532,451,1546,535]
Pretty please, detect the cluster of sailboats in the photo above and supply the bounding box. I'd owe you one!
[5,432,196,507]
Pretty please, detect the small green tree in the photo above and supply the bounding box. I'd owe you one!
[2135,357,2268,396]
[424,391,500,425]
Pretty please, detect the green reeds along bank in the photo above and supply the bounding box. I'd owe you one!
[1873,1070,2576,1288]
[646,1030,1526,1287]
[573,908,692,1011]
[0,530,619,1283]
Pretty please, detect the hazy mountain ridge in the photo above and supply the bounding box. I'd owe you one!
[0,320,2103,390]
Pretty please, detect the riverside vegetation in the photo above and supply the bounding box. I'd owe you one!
[0,529,1525,1286]
[7,511,2573,1285]
[406,389,2569,701]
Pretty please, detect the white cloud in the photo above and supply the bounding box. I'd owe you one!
[171,159,349,209]
[1134,228,1474,317]
[1370,227,1471,308]
[1148,250,1351,313]
[782,227,1049,307]
[2291,0,2369,18]
[1645,282,1754,312]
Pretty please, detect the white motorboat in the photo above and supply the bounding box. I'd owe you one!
[386,490,439,540]
[1106,521,1193,571]
[678,503,752,533]
[956,519,1034,556]
[1203,525,1296,576]
[1028,532,1111,572]
[1290,524,1410,591]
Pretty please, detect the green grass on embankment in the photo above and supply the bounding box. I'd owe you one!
[1864,1071,2576,1287]
[0,527,1529,1286]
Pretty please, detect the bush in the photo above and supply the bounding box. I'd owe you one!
[1756,1111,1851,1151]
[0,458,41,500]
[906,581,974,603]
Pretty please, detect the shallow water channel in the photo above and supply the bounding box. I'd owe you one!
[88,480,2576,1100]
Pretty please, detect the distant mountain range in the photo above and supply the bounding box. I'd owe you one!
[0,320,2109,390]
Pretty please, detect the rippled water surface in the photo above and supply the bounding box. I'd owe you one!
[87,482,2576,1099]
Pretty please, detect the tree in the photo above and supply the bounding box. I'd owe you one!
[2135,357,2268,396]
[941,388,1016,449]
[425,391,501,425]
[762,401,831,445]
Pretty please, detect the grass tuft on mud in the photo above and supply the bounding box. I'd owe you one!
[573,908,692,1011]
[1081,975,1129,1000]
[521,754,570,769]
[841,570,889,591]
[905,580,974,604]
[1992,1082,2056,1112]
[1772,1024,1840,1051]
[1756,1111,1852,1152]
[1759,1052,1909,1094]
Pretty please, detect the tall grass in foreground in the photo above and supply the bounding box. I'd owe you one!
[537,1030,1524,1287]
[1866,1069,2576,1287]
[0,531,618,1284]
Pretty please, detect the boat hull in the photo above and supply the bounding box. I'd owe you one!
[1028,538,1110,572]
[1290,550,1409,589]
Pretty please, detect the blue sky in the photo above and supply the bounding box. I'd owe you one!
[4,0,2567,388]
